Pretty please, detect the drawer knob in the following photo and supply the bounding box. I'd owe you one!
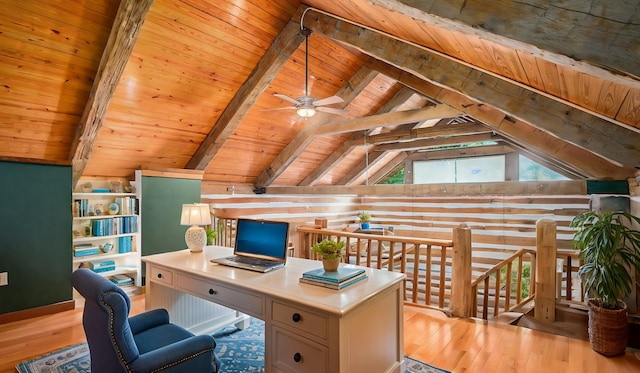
[157,273,162,279]
[208,288,217,295]
[292,313,301,322]
[293,352,302,363]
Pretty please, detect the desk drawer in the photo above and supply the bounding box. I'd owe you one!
[149,265,173,286]
[272,326,328,373]
[176,273,264,317]
[272,301,328,340]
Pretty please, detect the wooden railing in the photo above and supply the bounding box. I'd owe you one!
[470,248,537,319]
[297,226,458,314]
[556,250,583,303]
[220,215,583,320]
[211,216,236,247]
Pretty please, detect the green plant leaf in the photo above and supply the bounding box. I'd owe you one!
[571,210,640,310]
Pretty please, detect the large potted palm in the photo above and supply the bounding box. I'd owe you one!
[570,210,640,356]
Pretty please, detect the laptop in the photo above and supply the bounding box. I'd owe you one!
[211,218,289,272]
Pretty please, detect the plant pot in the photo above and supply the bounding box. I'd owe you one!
[587,299,628,357]
[360,222,370,230]
[322,258,340,272]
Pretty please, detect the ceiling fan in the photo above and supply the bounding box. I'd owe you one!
[266,28,348,118]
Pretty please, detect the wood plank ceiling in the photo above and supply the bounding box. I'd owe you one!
[1,0,639,190]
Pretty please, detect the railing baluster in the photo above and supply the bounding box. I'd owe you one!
[483,277,490,319]
[387,240,395,271]
[505,262,512,312]
[566,255,572,301]
[494,268,501,316]
[439,245,446,309]
[296,226,454,313]
[516,257,523,304]
[366,239,373,267]
[425,245,432,306]
[412,244,420,304]
[472,284,478,317]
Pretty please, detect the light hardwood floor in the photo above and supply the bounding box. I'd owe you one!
[1,297,639,372]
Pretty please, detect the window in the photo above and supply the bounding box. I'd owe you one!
[414,155,505,184]
[519,155,569,181]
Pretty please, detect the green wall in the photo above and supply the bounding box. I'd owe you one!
[140,175,201,280]
[0,162,72,314]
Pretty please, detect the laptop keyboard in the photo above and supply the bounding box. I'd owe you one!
[228,256,277,266]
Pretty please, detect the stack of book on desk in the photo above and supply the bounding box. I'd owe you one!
[299,266,367,290]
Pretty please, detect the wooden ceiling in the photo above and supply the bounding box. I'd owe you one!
[1,0,639,190]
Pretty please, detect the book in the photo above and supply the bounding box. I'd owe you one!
[110,274,133,285]
[73,247,100,257]
[90,260,115,271]
[299,273,367,290]
[302,266,366,284]
[92,266,115,273]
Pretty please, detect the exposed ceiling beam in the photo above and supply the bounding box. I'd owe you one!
[304,9,640,168]
[501,139,587,179]
[363,151,411,185]
[316,105,462,136]
[368,122,490,144]
[266,180,587,197]
[338,149,387,185]
[69,0,154,186]
[375,132,499,151]
[185,21,306,170]
[298,86,417,186]
[366,58,638,179]
[298,132,364,186]
[254,66,379,188]
[407,144,516,161]
[372,0,640,79]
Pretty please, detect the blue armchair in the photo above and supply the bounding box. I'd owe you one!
[72,268,220,372]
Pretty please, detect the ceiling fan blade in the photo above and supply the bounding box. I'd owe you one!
[316,107,349,115]
[314,95,344,107]
[274,93,300,105]
[261,106,296,112]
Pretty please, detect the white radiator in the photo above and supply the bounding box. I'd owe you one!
[147,282,248,335]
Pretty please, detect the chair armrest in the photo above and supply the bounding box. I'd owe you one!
[129,335,218,373]
[128,308,170,334]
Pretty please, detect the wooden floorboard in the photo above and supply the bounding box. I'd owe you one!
[1,297,639,372]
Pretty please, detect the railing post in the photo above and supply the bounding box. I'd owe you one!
[298,230,309,259]
[451,223,472,317]
[535,218,557,322]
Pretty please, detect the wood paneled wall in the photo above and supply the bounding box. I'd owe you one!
[201,193,590,271]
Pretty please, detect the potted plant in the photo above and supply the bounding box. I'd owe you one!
[358,211,371,230]
[205,225,217,246]
[570,210,640,356]
[312,239,345,272]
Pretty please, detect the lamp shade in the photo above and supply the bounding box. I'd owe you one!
[180,203,211,226]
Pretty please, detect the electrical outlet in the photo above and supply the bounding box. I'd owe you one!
[0,272,7,286]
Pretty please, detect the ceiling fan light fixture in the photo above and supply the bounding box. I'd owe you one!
[297,107,316,118]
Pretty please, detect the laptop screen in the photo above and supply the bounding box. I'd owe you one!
[234,219,289,260]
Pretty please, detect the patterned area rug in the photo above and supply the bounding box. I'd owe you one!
[15,343,90,373]
[16,318,446,373]
[211,317,265,372]
[403,356,451,373]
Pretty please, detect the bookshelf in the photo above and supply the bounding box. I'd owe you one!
[72,179,141,297]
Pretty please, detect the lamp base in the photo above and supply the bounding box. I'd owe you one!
[185,225,206,252]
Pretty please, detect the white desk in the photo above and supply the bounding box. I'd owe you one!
[143,246,405,373]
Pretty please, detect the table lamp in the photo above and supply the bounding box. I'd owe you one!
[180,203,212,252]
